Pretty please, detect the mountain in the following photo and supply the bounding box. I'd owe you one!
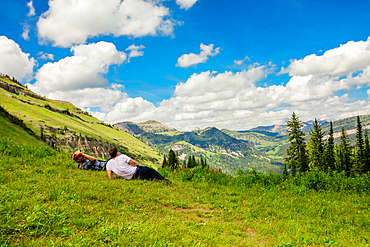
[114,112,370,175]
[115,120,178,136]
[0,75,161,166]
[114,121,283,174]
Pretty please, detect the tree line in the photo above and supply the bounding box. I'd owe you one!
[162,149,208,170]
[284,112,370,176]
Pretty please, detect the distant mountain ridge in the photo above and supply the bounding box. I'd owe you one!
[114,114,370,174]
[114,121,282,174]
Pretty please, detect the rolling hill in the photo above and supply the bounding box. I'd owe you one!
[0,75,161,167]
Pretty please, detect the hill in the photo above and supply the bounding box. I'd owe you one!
[114,113,370,175]
[115,121,283,174]
[0,75,161,166]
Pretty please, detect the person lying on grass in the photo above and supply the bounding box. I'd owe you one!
[72,150,111,171]
[106,147,172,184]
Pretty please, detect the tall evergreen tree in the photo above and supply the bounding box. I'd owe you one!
[338,127,352,176]
[285,112,308,175]
[355,115,364,173]
[200,155,205,167]
[168,149,179,170]
[307,119,325,171]
[363,129,370,174]
[326,121,336,171]
[187,155,197,169]
[162,154,168,168]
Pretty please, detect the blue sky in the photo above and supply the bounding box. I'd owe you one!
[1,0,370,130]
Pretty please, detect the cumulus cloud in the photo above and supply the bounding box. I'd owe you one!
[37,0,175,47]
[176,0,198,10]
[90,96,157,123]
[29,41,127,94]
[0,36,35,81]
[22,25,30,41]
[176,43,220,68]
[91,37,370,130]
[281,37,370,77]
[125,44,145,62]
[26,1,36,17]
[234,55,251,65]
[37,51,54,60]
[47,87,128,109]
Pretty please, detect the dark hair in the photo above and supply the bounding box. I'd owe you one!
[109,147,118,158]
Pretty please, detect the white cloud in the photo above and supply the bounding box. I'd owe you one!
[176,0,198,10]
[46,87,128,109]
[91,35,370,131]
[28,41,126,94]
[37,0,175,47]
[176,43,220,68]
[0,36,35,81]
[90,96,157,123]
[281,37,370,77]
[26,1,36,17]
[234,55,251,65]
[125,44,145,62]
[22,25,30,41]
[37,51,54,60]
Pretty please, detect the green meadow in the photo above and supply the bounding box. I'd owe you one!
[1,116,370,246]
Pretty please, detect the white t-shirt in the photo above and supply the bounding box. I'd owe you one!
[106,154,137,180]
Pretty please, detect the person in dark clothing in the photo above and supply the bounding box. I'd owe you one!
[72,150,110,171]
[106,147,172,184]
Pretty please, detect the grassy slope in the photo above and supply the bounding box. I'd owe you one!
[0,101,369,246]
[0,78,161,167]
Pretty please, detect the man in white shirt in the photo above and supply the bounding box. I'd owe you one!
[106,147,172,183]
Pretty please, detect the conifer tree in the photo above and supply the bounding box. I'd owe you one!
[200,155,205,167]
[168,149,179,170]
[187,155,192,168]
[355,116,364,173]
[285,112,307,175]
[338,127,352,176]
[187,155,197,169]
[162,154,168,168]
[326,121,336,171]
[307,119,325,171]
[363,129,370,174]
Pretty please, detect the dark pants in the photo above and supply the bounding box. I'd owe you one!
[132,166,167,181]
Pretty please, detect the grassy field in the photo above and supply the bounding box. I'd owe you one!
[1,77,369,246]
[1,124,369,246]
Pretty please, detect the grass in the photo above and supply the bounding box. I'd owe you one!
[0,82,161,166]
[1,135,369,246]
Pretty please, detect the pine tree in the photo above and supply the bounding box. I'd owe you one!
[326,121,336,171]
[355,116,364,174]
[162,154,168,168]
[187,155,197,169]
[307,119,325,171]
[200,155,205,167]
[192,155,197,168]
[338,127,352,176]
[363,129,370,174]
[168,149,179,170]
[285,112,307,175]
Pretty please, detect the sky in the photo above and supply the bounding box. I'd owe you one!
[1,0,370,131]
